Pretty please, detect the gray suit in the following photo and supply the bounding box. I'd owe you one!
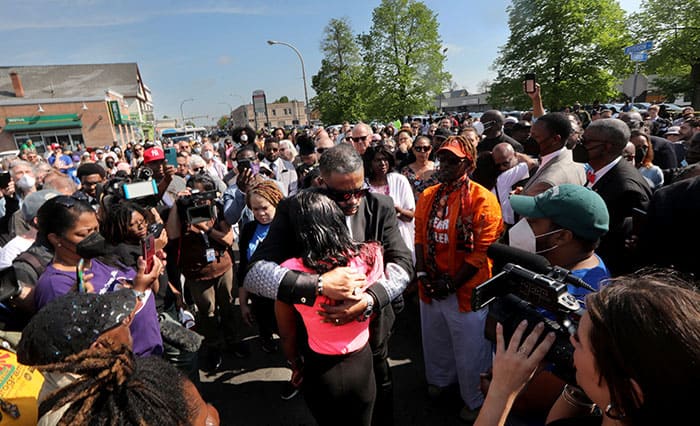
[522,148,586,194]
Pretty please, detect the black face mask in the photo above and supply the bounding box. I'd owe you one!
[572,143,589,164]
[635,147,648,165]
[76,232,109,259]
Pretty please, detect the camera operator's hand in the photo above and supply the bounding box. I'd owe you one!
[163,164,176,182]
[423,274,454,300]
[1,180,15,198]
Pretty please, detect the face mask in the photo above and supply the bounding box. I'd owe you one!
[193,148,201,155]
[508,218,562,254]
[203,151,214,161]
[240,134,248,142]
[635,147,647,164]
[76,232,110,259]
[16,174,36,191]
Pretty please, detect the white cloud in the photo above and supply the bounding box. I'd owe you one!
[217,55,234,65]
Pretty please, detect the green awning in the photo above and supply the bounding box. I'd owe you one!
[4,114,82,132]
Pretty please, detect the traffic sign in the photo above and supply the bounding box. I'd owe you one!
[630,52,648,62]
[624,41,653,55]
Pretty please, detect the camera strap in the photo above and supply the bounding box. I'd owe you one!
[200,231,217,264]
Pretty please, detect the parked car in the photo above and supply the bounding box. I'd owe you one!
[659,102,683,112]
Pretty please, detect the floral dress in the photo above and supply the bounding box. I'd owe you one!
[400,164,439,201]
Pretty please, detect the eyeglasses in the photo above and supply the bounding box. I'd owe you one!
[266,147,279,152]
[130,218,147,229]
[437,155,466,166]
[192,167,204,173]
[324,184,370,203]
[350,135,370,143]
[413,146,431,153]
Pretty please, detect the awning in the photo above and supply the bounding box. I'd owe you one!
[4,114,82,132]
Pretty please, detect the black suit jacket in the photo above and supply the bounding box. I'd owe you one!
[249,190,414,308]
[592,159,652,275]
[640,175,700,276]
[650,135,679,170]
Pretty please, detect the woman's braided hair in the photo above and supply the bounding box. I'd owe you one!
[38,344,190,426]
[246,179,285,209]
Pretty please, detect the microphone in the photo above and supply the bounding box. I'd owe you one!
[487,243,595,292]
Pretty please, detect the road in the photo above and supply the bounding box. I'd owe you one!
[198,292,469,425]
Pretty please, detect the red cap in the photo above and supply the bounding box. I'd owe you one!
[143,146,165,163]
[50,143,61,151]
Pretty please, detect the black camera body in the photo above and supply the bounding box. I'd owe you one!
[472,263,583,384]
[177,190,219,224]
[99,167,159,209]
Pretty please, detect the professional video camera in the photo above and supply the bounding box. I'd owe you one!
[472,243,595,384]
[99,167,159,209]
[176,189,219,225]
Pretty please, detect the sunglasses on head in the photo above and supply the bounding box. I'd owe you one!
[324,184,370,203]
[55,193,89,208]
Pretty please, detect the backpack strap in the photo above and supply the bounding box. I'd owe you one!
[14,251,44,277]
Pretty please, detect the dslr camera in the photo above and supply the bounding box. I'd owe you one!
[177,189,219,225]
[472,262,584,384]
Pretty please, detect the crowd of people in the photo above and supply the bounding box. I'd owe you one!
[0,82,698,426]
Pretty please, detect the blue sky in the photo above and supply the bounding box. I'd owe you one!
[4,0,641,126]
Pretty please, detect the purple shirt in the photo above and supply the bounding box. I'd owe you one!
[35,259,163,357]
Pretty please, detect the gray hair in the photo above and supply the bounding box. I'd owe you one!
[319,143,363,176]
[587,118,631,151]
[189,154,206,168]
[9,160,33,177]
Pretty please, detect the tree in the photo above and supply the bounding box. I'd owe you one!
[630,1,700,107]
[217,115,229,129]
[311,17,368,123]
[362,0,450,120]
[274,96,290,103]
[488,0,633,111]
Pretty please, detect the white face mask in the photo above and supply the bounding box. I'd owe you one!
[240,134,248,142]
[16,174,36,191]
[508,218,562,254]
[202,151,214,161]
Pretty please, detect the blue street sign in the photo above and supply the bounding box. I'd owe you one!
[624,41,653,55]
[631,52,648,62]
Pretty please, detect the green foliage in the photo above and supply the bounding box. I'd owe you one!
[630,0,700,106]
[274,96,290,103]
[489,0,633,111]
[311,1,450,123]
[217,115,229,129]
[363,0,450,120]
[311,17,368,123]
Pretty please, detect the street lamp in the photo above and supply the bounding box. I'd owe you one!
[267,39,310,126]
[180,98,194,127]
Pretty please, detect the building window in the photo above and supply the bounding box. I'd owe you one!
[272,109,276,116]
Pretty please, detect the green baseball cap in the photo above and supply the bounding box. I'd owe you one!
[509,184,609,241]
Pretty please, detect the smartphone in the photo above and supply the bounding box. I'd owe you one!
[141,233,156,274]
[77,258,86,292]
[524,73,537,93]
[0,172,10,189]
[237,159,251,174]
[123,180,159,199]
[164,147,177,166]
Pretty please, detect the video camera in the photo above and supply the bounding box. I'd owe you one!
[472,243,591,384]
[176,189,219,225]
[99,167,159,209]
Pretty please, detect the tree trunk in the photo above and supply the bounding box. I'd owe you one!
[691,58,700,109]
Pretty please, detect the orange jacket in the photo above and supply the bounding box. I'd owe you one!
[415,180,503,312]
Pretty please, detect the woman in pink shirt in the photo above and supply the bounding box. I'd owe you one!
[275,191,384,426]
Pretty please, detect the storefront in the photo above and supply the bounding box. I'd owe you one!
[4,114,83,154]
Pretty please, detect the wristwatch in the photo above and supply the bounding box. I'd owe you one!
[358,293,375,322]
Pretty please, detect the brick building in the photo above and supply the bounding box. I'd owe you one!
[230,100,307,129]
[0,63,153,153]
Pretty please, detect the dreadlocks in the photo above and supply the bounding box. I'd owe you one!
[246,179,284,209]
[100,201,151,245]
[38,344,190,426]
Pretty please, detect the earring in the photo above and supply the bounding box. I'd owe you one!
[604,403,625,420]
[57,243,62,247]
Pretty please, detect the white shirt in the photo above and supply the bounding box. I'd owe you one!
[587,157,622,188]
[0,235,33,270]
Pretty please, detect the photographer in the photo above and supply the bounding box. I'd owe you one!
[166,173,237,371]
[474,270,700,426]
[141,145,187,210]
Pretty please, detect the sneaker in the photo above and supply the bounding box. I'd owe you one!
[261,337,279,354]
[280,381,300,400]
[458,405,481,424]
[201,348,222,373]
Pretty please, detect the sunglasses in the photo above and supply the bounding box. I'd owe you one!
[315,147,328,154]
[350,135,370,143]
[413,146,431,152]
[324,184,370,203]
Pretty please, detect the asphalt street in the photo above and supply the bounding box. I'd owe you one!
[198,291,470,426]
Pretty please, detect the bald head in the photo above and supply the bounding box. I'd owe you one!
[492,142,517,172]
[480,110,504,138]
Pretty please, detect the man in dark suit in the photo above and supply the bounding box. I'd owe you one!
[582,118,652,276]
[244,143,414,424]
